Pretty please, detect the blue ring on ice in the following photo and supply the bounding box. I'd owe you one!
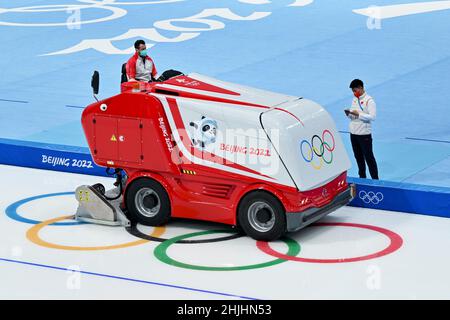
[5,192,85,226]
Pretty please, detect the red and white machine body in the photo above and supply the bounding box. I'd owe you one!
[81,73,354,234]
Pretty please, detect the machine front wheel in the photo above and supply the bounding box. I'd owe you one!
[238,191,286,241]
[125,178,171,226]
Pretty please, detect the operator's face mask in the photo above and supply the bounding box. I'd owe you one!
[353,89,363,98]
[139,49,148,57]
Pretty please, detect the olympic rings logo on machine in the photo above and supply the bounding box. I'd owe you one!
[300,129,335,170]
[359,190,384,204]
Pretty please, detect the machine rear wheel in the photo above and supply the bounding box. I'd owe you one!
[238,191,286,241]
[125,178,171,226]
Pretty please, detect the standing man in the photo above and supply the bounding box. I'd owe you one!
[345,79,379,180]
[126,40,158,82]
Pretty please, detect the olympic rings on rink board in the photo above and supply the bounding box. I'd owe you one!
[257,222,403,264]
[27,215,166,251]
[359,190,384,204]
[153,230,301,271]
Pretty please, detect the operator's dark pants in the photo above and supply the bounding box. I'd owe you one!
[350,134,379,180]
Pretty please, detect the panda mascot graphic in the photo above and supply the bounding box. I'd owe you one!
[189,116,218,149]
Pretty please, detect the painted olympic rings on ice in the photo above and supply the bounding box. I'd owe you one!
[6,192,239,244]
[257,222,403,263]
[5,192,84,226]
[300,129,335,170]
[126,223,243,244]
[154,223,403,270]
[153,230,301,271]
[6,193,402,264]
[27,215,165,251]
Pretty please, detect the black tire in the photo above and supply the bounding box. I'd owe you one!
[237,191,286,241]
[125,178,171,226]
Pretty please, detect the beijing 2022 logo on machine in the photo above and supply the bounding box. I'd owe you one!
[300,129,335,170]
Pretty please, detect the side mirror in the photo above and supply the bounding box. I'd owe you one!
[91,71,100,101]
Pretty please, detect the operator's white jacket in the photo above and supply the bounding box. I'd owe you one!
[347,92,377,135]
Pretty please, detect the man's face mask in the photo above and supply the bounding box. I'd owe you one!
[139,49,148,57]
[353,89,362,98]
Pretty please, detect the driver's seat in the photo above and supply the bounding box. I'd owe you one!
[121,63,128,83]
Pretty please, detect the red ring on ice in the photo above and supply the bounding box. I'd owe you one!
[257,222,403,263]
